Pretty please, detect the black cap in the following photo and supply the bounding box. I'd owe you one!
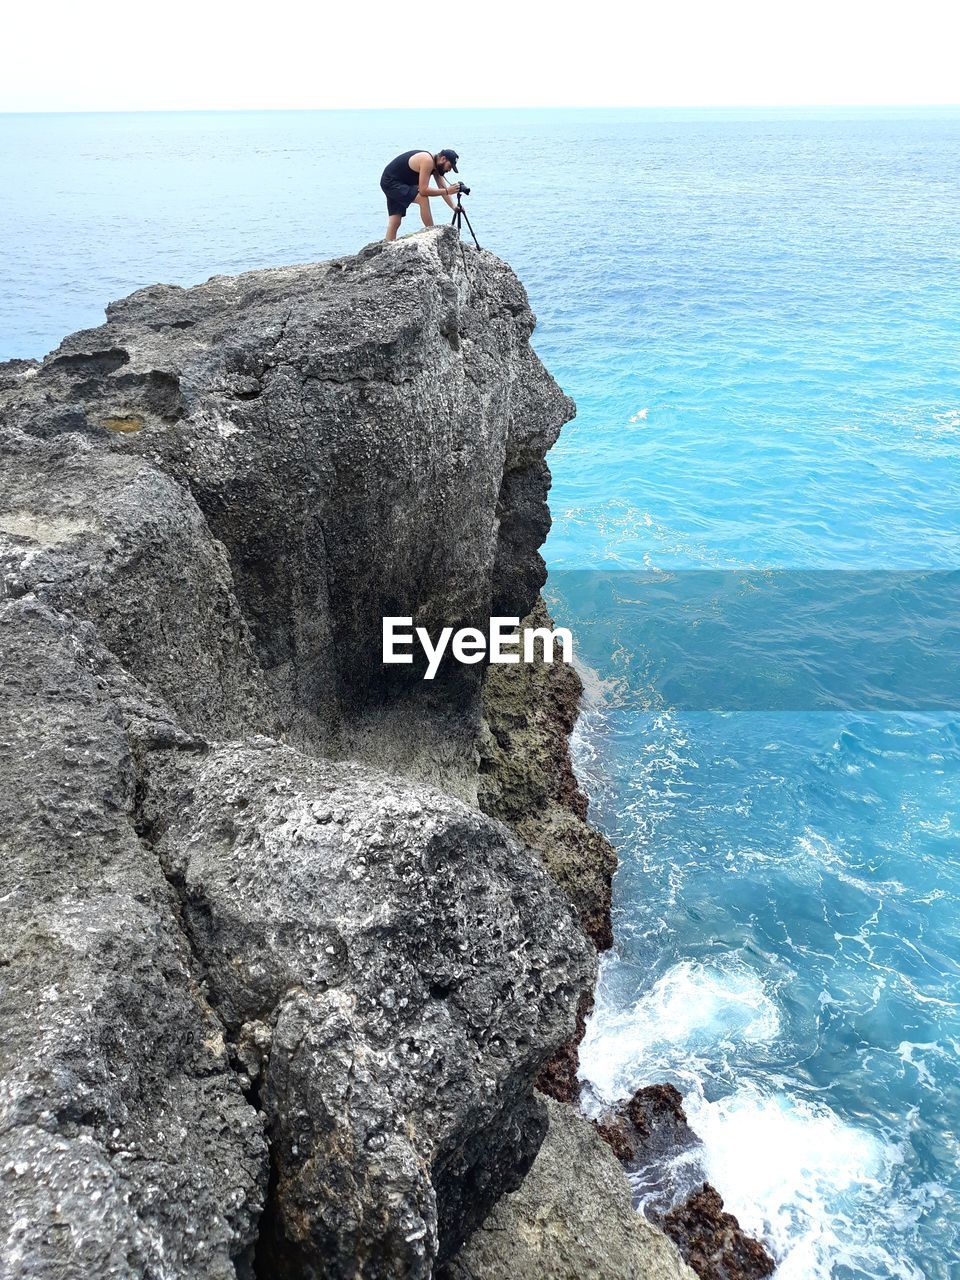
[439,148,459,173]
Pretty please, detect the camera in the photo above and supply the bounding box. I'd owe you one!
[456,182,471,196]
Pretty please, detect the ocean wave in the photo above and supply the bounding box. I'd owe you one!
[580,954,922,1278]
[579,956,781,1104]
[682,1082,920,1280]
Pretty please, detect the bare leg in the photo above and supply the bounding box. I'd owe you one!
[385,213,403,242]
[415,193,434,229]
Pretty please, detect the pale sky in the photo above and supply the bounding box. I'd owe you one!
[3,0,958,112]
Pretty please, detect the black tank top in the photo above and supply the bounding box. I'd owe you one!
[381,149,433,186]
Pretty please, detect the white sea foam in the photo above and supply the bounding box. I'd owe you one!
[581,958,918,1277]
[932,408,960,432]
[567,657,622,804]
[579,957,780,1104]
[571,654,620,712]
[896,1040,942,1089]
[629,407,650,422]
[681,1083,919,1280]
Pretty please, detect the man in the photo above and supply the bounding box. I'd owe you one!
[380,149,461,241]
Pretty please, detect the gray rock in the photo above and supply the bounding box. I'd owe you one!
[445,1095,696,1280]
[479,597,618,1104]
[0,428,270,741]
[0,600,268,1279]
[0,229,606,1277]
[149,740,594,1277]
[1,228,574,798]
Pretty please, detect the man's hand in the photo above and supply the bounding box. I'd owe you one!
[447,183,461,194]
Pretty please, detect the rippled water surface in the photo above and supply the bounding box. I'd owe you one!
[3,107,959,1278]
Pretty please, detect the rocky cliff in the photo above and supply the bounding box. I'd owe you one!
[0,227,689,1279]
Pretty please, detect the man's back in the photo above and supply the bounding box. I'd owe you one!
[380,150,432,185]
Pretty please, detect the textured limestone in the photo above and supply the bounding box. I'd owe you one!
[0,429,269,741]
[148,742,594,1277]
[479,598,616,951]
[0,228,610,1278]
[478,598,617,1102]
[1,228,574,798]
[0,600,268,1280]
[444,1094,696,1280]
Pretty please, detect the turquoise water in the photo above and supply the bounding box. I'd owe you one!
[3,107,960,1278]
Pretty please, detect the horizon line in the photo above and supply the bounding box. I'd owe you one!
[2,103,960,118]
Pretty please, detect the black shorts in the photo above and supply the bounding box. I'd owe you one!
[381,178,420,217]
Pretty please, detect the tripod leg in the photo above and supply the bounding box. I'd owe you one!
[458,206,481,250]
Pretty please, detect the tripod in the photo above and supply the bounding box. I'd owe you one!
[450,195,481,249]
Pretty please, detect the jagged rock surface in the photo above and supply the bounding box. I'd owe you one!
[664,1187,776,1280]
[148,741,593,1277]
[443,1094,696,1280]
[478,598,617,1102]
[595,1086,777,1280]
[479,598,617,952]
[0,227,574,797]
[0,229,601,1278]
[595,1083,705,1206]
[0,599,267,1280]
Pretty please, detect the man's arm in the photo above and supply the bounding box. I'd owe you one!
[435,170,458,211]
[415,154,460,198]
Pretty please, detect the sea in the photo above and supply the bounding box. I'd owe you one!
[2,106,959,1279]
